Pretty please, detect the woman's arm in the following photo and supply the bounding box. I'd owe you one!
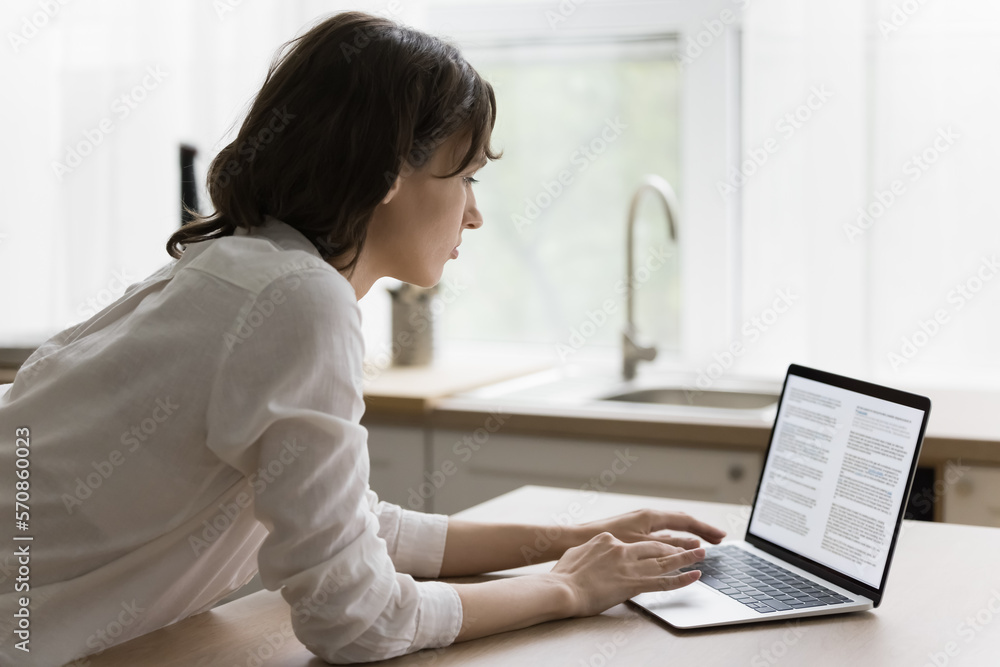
[439,519,588,576]
[439,508,725,641]
[448,533,707,641]
[440,509,726,577]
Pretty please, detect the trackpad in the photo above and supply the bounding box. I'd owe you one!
[635,581,722,610]
[632,581,752,627]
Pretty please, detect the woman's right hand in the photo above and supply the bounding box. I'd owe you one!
[548,531,706,617]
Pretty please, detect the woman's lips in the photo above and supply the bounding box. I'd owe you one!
[451,246,459,259]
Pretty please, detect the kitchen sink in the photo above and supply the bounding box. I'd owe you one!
[447,365,783,418]
[601,388,779,410]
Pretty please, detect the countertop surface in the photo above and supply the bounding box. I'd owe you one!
[367,359,1000,465]
[360,356,552,416]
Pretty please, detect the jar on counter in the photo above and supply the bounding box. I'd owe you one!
[387,283,437,366]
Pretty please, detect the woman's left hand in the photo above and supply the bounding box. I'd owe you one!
[577,509,727,550]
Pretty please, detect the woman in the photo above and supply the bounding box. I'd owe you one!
[0,11,725,665]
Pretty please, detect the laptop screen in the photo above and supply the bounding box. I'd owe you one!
[746,366,929,591]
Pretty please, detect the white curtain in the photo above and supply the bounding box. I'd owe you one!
[738,0,1000,388]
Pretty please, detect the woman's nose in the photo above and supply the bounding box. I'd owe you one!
[464,190,484,229]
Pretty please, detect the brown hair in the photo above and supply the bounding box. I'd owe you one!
[166,11,500,274]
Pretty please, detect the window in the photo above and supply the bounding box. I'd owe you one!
[441,38,681,356]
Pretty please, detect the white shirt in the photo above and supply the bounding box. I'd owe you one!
[0,217,463,666]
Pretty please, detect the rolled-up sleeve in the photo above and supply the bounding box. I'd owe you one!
[204,267,462,663]
[366,488,451,578]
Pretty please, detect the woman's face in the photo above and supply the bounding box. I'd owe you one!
[366,133,486,288]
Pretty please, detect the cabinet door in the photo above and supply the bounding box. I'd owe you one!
[429,430,763,515]
[943,463,1000,528]
[365,424,427,510]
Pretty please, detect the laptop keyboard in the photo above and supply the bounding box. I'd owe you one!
[678,544,853,613]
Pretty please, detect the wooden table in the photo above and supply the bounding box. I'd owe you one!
[84,485,1000,666]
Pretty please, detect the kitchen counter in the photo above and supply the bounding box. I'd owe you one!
[426,386,1000,466]
[363,363,1000,525]
[364,361,1000,466]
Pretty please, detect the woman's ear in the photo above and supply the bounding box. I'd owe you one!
[382,174,403,204]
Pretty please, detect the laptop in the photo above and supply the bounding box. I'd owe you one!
[630,363,931,629]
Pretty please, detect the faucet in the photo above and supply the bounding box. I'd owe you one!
[622,174,679,381]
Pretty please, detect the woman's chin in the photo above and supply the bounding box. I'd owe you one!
[396,266,443,289]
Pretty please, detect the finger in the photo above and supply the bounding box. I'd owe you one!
[627,540,685,560]
[648,533,702,549]
[655,546,706,573]
[649,569,702,593]
[648,511,727,544]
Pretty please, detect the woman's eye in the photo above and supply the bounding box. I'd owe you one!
[463,176,479,185]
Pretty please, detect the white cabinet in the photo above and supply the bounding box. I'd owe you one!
[943,463,1000,528]
[365,424,427,510]
[429,430,763,515]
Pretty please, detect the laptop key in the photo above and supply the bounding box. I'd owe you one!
[761,599,792,611]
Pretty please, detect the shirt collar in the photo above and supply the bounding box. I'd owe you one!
[170,216,327,278]
[234,215,325,260]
